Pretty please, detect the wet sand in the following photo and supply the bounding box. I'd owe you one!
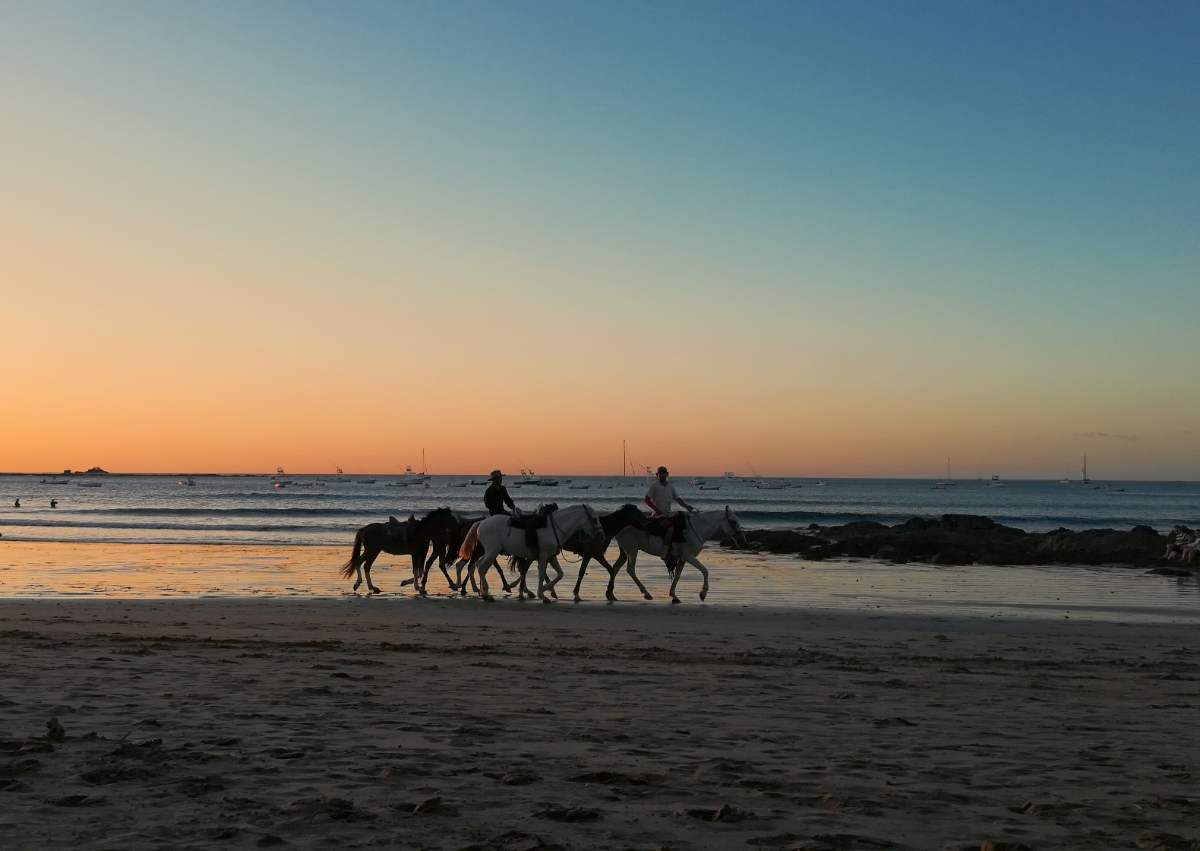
[2,541,1198,624]
[2,598,1197,849]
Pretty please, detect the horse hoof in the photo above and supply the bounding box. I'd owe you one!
[573,595,581,603]
[670,597,681,605]
[644,593,653,601]
[549,590,559,600]
[699,590,708,601]
[483,595,495,603]
[541,597,552,605]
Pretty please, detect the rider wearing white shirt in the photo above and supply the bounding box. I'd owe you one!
[644,466,695,572]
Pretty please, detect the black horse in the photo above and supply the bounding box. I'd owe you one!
[565,504,650,602]
[340,508,460,595]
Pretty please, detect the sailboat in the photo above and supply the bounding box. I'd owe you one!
[934,457,956,489]
[331,466,352,483]
[1081,454,1092,486]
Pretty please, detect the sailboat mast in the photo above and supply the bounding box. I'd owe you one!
[622,440,626,478]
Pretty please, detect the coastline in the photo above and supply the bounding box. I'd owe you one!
[2,599,1197,849]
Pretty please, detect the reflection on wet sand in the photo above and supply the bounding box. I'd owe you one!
[1,541,1197,623]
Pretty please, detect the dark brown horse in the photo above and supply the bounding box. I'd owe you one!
[565,504,650,601]
[340,508,460,595]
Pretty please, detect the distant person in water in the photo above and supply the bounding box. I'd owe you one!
[50,499,58,508]
[644,466,695,572]
[483,470,517,516]
[13,498,19,508]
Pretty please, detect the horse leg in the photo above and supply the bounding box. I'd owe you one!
[475,547,498,601]
[572,554,591,602]
[410,544,429,596]
[498,557,517,593]
[516,559,533,600]
[537,555,551,603]
[607,550,627,602]
[683,554,710,601]
[547,557,563,599]
[547,555,564,600]
[363,549,383,594]
[352,563,363,593]
[625,549,653,601]
[434,546,457,591]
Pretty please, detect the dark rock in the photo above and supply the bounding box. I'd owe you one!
[941,514,998,531]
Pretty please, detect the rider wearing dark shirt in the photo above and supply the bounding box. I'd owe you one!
[484,469,516,516]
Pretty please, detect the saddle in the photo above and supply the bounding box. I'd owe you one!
[645,512,688,539]
[509,503,558,552]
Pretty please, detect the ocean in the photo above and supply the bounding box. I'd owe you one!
[1,474,1198,547]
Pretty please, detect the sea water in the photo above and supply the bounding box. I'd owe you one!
[1,474,1197,547]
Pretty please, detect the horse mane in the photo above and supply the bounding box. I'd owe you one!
[415,506,453,528]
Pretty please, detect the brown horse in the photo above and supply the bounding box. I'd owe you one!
[340,508,461,595]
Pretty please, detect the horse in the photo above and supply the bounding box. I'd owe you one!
[400,510,499,594]
[340,508,460,595]
[610,506,748,604]
[459,504,604,602]
[564,504,651,602]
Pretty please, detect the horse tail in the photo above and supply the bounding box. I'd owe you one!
[340,528,366,578]
[458,521,482,562]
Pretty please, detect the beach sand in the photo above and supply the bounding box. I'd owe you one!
[1,598,1197,850]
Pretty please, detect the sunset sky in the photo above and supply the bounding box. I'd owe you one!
[2,1,1198,478]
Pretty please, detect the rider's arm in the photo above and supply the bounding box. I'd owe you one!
[503,488,516,511]
[674,486,695,512]
[644,495,661,515]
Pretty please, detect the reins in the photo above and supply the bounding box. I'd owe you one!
[549,510,585,565]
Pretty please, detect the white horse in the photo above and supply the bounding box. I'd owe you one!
[459,504,604,602]
[611,507,747,604]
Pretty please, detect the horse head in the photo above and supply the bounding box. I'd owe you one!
[618,503,649,530]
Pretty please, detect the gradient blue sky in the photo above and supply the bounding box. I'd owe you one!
[2,1,1198,477]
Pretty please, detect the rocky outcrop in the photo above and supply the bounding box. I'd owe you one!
[732,515,1178,569]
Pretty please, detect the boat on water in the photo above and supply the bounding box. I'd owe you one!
[517,468,559,486]
[387,465,427,486]
[813,481,828,487]
[355,479,377,485]
[75,481,102,488]
[1081,454,1092,485]
[569,484,590,490]
[39,479,71,485]
[699,485,721,491]
[178,478,196,486]
[934,457,956,489]
[987,475,1005,487]
[331,466,352,483]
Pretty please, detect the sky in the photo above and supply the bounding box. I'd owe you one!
[1,1,1197,478]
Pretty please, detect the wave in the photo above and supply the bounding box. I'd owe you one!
[0,518,361,533]
[46,507,399,518]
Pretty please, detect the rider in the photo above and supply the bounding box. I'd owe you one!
[644,466,695,573]
[484,469,517,516]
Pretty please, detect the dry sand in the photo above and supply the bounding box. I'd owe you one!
[1,598,1198,850]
